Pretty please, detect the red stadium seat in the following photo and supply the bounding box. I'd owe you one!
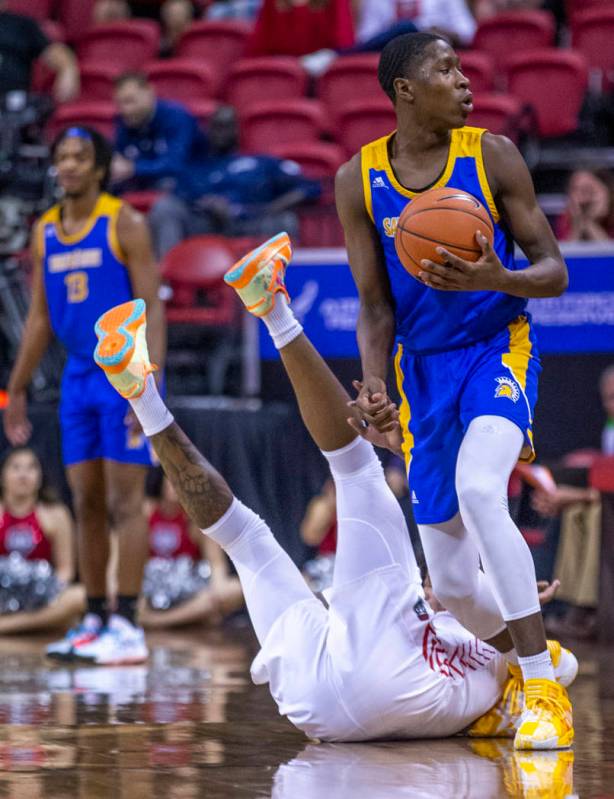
[503,49,588,138]
[266,142,345,180]
[5,0,53,19]
[240,100,326,154]
[183,98,219,129]
[336,99,396,157]
[226,57,308,110]
[177,21,251,92]
[566,0,614,19]
[48,101,116,141]
[79,63,118,101]
[317,54,381,120]
[459,51,495,94]
[467,93,524,142]
[473,11,555,67]
[121,190,164,214]
[145,59,215,102]
[76,22,160,75]
[572,8,614,89]
[161,236,239,326]
[57,0,96,41]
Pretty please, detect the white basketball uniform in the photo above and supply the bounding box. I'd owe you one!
[250,439,510,742]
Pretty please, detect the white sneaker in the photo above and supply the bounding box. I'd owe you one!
[73,615,149,666]
[46,613,103,661]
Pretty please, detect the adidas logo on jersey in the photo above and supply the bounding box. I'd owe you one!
[411,490,419,504]
[372,176,387,188]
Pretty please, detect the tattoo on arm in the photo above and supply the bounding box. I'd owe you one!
[151,423,233,529]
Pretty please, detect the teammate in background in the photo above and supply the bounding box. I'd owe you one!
[0,447,84,635]
[138,473,243,629]
[92,236,575,751]
[335,32,571,749]
[3,127,166,665]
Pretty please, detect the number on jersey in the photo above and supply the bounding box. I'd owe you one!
[64,271,89,303]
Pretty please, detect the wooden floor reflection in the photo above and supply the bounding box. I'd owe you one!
[0,627,612,798]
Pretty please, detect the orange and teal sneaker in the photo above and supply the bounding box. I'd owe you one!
[514,679,574,750]
[224,231,292,316]
[93,298,156,399]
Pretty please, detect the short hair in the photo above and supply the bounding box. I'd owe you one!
[51,126,113,191]
[114,71,149,90]
[378,31,449,103]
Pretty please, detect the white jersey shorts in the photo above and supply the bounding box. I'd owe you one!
[251,563,508,742]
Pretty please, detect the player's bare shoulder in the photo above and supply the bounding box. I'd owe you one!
[480,132,531,196]
[335,153,365,216]
[116,201,148,239]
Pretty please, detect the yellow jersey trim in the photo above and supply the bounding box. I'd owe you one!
[473,128,500,223]
[41,193,126,263]
[360,126,501,223]
[393,343,414,473]
[361,148,375,223]
[502,316,535,462]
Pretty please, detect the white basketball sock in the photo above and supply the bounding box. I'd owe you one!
[518,650,555,683]
[129,374,174,437]
[262,294,303,350]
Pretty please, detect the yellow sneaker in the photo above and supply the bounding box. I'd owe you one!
[514,679,573,750]
[509,750,575,799]
[508,641,578,688]
[93,299,156,399]
[223,232,292,317]
[468,670,524,739]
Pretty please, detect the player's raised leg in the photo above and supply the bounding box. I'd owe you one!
[225,234,419,587]
[93,298,316,647]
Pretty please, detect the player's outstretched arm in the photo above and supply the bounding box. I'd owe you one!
[4,223,53,445]
[117,205,167,373]
[335,156,396,419]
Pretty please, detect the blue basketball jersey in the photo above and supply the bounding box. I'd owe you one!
[361,127,528,355]
[40,193,134,367]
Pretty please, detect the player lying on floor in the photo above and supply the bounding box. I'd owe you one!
[92,233,575,747]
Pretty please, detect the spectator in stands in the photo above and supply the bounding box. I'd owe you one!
[94,0,131,21]
[556,169,614,242]
[0,1,79,102]
[247,0,355,57]
[206,0,262,21]
[470,0,545,20]
[530,364,614,638]
[356,0,477,50]
[111,72,209,192]
[138,473,243,629]
[149,105,320,257]
[0,447,85,635]
[94,0,195,55]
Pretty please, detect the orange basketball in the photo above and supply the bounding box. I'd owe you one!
[394,187,494,279]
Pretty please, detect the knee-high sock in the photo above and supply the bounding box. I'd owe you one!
[321,437,420,588]
[419,513,507,641]
[202,499,314,646]
[456,415,540,621]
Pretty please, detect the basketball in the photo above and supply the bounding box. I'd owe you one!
[394,187,494,279]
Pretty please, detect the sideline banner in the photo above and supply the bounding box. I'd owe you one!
[259,245,614,359]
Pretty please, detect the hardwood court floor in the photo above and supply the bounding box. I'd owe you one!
[0,626,612,798]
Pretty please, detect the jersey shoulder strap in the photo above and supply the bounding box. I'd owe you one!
[360,133,393,222]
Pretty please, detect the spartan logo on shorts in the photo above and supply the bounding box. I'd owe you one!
[413,598,430,621]
[494,376,520,403]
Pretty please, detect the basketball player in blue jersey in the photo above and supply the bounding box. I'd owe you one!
[3,127,166,665]
[335,32,571,750]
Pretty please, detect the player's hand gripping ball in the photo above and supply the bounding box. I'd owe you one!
[394,187,494,279]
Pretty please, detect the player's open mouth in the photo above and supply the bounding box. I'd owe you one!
[460,94,473,113]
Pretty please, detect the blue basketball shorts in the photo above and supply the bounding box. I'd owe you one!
[394,315,541,525]
[59,360,153,467]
